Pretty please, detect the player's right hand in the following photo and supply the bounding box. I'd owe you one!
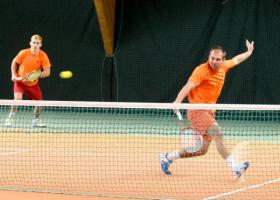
[173,101,180,115]
[11,75,23,81]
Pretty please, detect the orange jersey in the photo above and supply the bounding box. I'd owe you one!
[188,60,235,103]
[16,49,51,86]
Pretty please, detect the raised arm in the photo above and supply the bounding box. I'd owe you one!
[174,80,196,103]
[232,39,254,65]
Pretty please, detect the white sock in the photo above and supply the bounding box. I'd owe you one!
[166,151,180,162]
[8,112,15,118]
[226,155,238,171]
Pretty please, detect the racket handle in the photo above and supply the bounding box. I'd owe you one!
[175,111,183,121]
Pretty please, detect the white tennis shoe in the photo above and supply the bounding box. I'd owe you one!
[233,160,249,179]
[5,117,13,127]
[32,118,46,128]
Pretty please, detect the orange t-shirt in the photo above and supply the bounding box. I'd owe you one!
[188,60,235,104]
[16,49,51,86]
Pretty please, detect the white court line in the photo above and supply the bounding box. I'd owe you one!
[0,148,30,156]
[203,178,280,200]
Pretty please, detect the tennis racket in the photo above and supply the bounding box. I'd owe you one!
[24,70,41,82]
[175,110,203,153]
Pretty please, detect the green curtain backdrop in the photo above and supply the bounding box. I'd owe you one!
[114,0,280,104]
[0,0,104,101]
[0,0,279,103]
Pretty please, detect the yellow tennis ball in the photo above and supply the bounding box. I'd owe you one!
[59,71,73,79]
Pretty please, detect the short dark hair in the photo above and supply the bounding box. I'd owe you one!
[210,45,227,58]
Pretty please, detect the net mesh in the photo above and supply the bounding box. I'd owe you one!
[0,100,279,199]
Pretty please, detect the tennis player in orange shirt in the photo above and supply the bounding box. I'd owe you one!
[160,40,254,179]
[5,34,51,128]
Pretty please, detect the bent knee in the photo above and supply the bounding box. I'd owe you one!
[208,124,223,137]
[197,148,208,156]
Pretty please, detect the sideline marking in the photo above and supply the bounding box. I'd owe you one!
[0,148,30,156]
[203,178,280,200]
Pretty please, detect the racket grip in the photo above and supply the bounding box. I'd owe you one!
[175,111,183,121]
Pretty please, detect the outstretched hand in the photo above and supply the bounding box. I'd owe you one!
[246,39,254,54]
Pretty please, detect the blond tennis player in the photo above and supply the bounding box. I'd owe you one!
[5,34,51,128]
[160,40,254,179]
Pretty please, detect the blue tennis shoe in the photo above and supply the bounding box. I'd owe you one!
[159,153,173,175]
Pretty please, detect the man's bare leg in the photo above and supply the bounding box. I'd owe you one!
[208,123,249,179]
[32,106,46,128]
[159,138,211,175]
[5,92,23,127]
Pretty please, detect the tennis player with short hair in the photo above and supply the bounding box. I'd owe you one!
[160,40,254,179]
[5,34,51,128]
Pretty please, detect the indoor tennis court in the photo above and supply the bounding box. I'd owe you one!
[1,1,280,200]
[1,133,279,199]
[0,102,279,200]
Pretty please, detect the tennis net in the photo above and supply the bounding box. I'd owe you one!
[0,100,279,200]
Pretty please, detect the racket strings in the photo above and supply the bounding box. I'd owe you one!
[26,70,41,81]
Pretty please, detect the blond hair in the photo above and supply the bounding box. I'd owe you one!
[31,34,43,42]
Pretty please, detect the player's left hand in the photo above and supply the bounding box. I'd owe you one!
[246,39,254,54]
[21,73,29,81]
